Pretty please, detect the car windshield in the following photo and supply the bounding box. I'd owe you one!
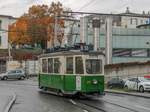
[139,77,150,82]
[7,70,16,74]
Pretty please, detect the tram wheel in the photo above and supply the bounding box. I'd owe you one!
[57,90,64,96]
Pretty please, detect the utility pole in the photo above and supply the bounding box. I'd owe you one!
[8,18,11,61]
[92,18,100,51]
[8,43,11,61]
[105,16,113,65]
[54,13,58,47]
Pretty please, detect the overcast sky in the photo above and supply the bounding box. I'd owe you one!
[0,0,150,17]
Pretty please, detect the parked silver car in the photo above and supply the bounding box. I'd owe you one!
[0,69,26,80]
[124,77,150,92]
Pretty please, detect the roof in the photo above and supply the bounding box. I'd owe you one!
[137,24,150,28]
[39,51,105,58]
[0,14,17,19]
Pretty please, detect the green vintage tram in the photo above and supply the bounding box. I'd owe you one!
[39,50,105,96]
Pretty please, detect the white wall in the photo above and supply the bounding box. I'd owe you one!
[0,16,16,49]
[105,64,150,82]
[121,16,148,28]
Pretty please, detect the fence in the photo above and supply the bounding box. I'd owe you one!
[6,60,39,76]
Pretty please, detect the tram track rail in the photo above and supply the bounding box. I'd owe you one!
[102,100,139,112]
[67,99,106,112]
[74,98,140,112]
[0,81,141,112]
[37,89,140,112]
[74,100,107,112]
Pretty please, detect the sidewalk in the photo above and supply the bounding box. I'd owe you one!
[105,89,150,98]
[0,92,16,112]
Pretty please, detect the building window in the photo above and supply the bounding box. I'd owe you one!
[113,49,132,57]
[141,20,143,24]
[131,49,147,57]
[113,49,149,57]
[135,19,138,25]
[148,50,150,57]
[0,20,1,29]
[130,18,132,24]
[0,36,1,46]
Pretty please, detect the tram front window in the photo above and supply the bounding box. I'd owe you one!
[86,59,102,74]
[75,57,84,74]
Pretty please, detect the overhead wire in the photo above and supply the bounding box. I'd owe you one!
[77,0,96,12]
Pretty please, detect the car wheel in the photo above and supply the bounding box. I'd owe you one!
[3,76,8,80]
[20,76,25,80]
[108,85,113,89]
[124,85,128,91]
[139,86,144,93]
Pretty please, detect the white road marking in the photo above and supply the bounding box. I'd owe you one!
[69,99,77,105]
[134,105,150,111]
[83,109,89,112]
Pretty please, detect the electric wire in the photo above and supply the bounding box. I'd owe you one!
[77,0,96,11]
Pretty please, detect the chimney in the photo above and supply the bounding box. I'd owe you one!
[126,7,130,13]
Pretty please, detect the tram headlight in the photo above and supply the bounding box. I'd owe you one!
[93,79,98,84]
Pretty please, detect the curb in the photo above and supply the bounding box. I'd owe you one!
[4,93,16,112]
[105,90,150,99]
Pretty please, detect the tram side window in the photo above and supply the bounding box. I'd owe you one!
[75,57,84,74]
[42,59,48,73]
[66,57,73,74]
[86,59,102,74]
[54,58,60,73]
[48,58,53,73]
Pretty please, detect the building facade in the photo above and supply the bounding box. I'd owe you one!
[0,15,16,49]
[0,15,16,73]
[62,15,150,64]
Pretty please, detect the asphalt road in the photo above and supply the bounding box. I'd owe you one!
[0,78,150,112]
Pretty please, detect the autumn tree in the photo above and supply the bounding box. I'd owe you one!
[48,1,64,47]
[9,16,31,45]
[26,5,51,48]
[9,2,65,49]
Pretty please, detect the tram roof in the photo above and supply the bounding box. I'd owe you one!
[39,51,105,58]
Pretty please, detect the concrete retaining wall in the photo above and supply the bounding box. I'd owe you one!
[105,62,150,82]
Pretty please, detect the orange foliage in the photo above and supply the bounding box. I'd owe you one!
[9,16,31,44]
[9,2,65,48]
